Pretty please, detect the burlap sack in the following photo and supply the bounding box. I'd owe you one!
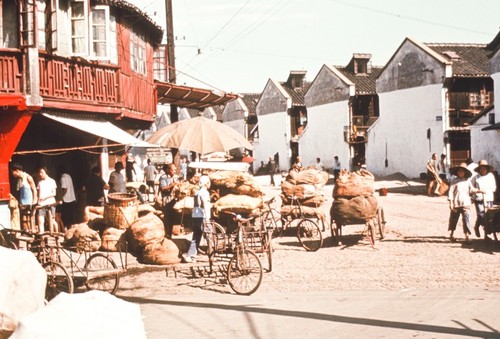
[137,204,157,216]
[295,169,329,185]
[280,205,325,220]
[72,223,101,253]
[101,227,127,252]
[213,194,263,215]
[142,238,181,265]
[330,195,378,224]
[209,171,263,197]
[127,212,165,252]
[281,181,320,199]
[173,196,194,214]
[333,169,375,198]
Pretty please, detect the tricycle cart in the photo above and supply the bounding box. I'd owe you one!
[484,205,500,241]
[31,233,127,300]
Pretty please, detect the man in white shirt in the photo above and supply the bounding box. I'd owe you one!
[37,167,57,233]
[57,164,76,230]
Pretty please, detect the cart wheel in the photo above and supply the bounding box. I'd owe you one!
[43,261,74,301]
[227,248,263,295]
[377,207,386,239]
[297,219,323,251]
[199,222,226,255]
[84,253,119,295]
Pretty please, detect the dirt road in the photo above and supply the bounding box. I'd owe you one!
[117,176,499,297]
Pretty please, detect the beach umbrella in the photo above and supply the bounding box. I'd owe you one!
[148,116,252,155]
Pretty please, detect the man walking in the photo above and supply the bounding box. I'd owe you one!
[267,156,276,186]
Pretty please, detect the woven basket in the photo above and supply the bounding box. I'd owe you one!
[103,203,138,229]
[107,193,137,207]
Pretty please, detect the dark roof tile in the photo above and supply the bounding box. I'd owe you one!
[337,67,383,94]
[425,43,490,77]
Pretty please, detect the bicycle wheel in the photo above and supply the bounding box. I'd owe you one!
[264,230,273,273]
[198,222,226,255]
[227,248,263,295]
[297,219,323,251]
[377,207,386,239]
[42,261,74,301]
[84,253,120,295]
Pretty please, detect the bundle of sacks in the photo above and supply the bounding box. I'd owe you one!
[280,168,328,222]
[330,169,378,224]
[64,202,186,265]
[173,171,265,217]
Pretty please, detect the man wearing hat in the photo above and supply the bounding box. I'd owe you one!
[471,160,497,239]
[447,162,474,242]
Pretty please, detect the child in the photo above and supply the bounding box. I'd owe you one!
[470,160,497,239]
[447,162,474,242]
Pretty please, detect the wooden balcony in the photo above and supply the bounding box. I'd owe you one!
[0,49,155,120]
[0,50,22,94]
[39,52,119,105]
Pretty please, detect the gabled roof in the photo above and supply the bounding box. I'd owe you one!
[486,30,500,54]
[279,82,312,106]
[338,67,383,95]
[240,93,260,116]
[425,43,490,77]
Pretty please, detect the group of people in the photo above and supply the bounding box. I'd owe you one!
[445,159,497,242]
[10,163,77,233]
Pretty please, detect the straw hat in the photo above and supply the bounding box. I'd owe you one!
[474,160,494,173]
[449,162,472,178]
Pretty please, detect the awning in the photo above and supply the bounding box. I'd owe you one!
[156,81,238,109]
[42,112,154,147]
[482,122,500,131]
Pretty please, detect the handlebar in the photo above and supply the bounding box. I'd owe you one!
[222,211,255,224]
[264,196,276,205]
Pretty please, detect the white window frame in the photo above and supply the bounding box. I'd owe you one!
[130,31,147,76]
[70,0,88,56]
[90,5,110,60]
[37,0,47,50]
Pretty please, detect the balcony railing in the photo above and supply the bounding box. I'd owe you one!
[38,53,119,104]
[0,50,23,94]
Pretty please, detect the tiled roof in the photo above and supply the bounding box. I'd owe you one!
[240,93,260,116]
[96,0,163,44]
[279,82,312,106]
[425,43,490,77]
[337,67,383,95]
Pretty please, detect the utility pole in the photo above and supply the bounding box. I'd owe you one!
[165,0,178,123]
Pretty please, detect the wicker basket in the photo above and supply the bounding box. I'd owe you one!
[107,193,137,207]
[103,203,138,229]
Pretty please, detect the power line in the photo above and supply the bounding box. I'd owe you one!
[330,0,492,36]
[200,0,252,50]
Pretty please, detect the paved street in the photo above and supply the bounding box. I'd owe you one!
[124,288,500,338]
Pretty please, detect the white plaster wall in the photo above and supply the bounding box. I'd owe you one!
[224,119,245,137]
[493,72,500,123]
[253,111,289,172]
[470,71,500,170]
[366,84,444,178]
[299,101,350,171]
[470,117,500,170]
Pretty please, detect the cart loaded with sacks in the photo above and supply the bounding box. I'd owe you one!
[330,169,386,246]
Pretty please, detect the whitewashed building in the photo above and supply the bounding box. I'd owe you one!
[366,37,493,178]
[470,32,500,170]
[221,93,259,146]
[253,72,310,172]
[303,54,381,171]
